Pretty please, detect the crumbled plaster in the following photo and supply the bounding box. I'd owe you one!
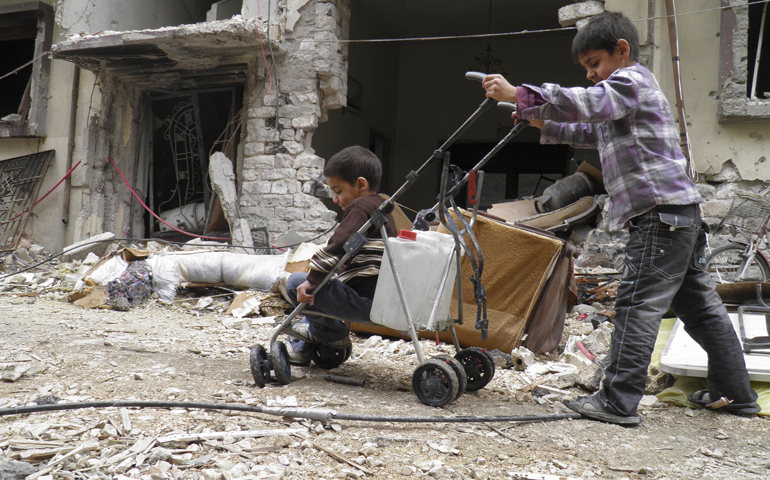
[704,159,742,183]
[286,0,311,32]
[55,0,97,32]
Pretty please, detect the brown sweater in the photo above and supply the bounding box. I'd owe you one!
[307,195,397,299]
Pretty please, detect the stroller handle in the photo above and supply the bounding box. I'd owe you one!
[497,102,517,112]
[465,71,487,83]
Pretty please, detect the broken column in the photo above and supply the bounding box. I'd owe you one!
[209,152,255,252]
[239,0,348,244]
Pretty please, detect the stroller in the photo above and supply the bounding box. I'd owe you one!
[250,72,529,407]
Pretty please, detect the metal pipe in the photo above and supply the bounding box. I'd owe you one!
[62,65,80,226]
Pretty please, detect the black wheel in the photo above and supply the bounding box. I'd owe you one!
[706,243,770,284]
[433,354,467,400]
[309,344,350,369]
[249,344,271,387]
[271,341,291,385]
[455,347,495,391]
[412,359,459,407]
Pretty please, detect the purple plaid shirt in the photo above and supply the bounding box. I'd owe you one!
[517,63,702,232]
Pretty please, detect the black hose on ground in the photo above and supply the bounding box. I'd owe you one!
[0,400,582,424]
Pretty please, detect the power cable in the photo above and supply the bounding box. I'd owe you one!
[0,399,582,424]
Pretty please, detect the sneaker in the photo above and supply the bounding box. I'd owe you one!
[285,340,311,366]
[563,395,642,426]
[291,323,352,349]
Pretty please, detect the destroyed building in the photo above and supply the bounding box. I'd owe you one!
[0,0,769,256]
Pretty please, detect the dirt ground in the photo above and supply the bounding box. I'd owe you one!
[1,294,769,480]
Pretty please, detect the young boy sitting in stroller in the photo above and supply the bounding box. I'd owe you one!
[285,145,397,365]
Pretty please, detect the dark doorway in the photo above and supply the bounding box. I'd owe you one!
[148,87,242,238]
[446,141,573,210]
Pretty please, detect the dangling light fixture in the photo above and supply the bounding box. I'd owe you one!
[472,0,507,75]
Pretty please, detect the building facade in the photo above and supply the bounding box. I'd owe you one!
[0,0,768,253]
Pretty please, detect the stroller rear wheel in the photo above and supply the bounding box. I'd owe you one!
[455,347,495,391]
[309,344,351,369]
[249,344,271,387]
[432,354,467,400]
[271,341,291,385]
[412,358,459,407]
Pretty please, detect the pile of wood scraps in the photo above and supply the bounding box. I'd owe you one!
[575,273,620,304]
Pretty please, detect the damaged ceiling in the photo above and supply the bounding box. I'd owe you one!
[52,18,281,92]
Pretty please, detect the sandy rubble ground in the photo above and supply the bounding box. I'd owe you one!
[0,294,769,480]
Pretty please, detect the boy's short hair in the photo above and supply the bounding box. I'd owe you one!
[571,11,639,63]
[324,146,382,193]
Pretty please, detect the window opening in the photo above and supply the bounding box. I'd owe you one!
[0,2,53,137]
[148,88,242,240]
[0,38,35,120]
[0,150,54,250]
[748,0,770,98]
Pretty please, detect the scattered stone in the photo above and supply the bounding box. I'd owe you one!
[510,346,535,371]
[0,460,37,480]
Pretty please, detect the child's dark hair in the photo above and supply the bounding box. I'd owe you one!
[324,146,382,193]
[571,11,639,63]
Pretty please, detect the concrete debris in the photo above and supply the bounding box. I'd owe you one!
[510,346,535,371]
[209,152,254,252]
[60,232,116,261]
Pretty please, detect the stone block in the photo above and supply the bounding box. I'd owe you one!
[280,129,296,141]
[244,142,265,158]
[256,130,280,143]
[249,106,276,118]
[293,153,323,169]
[293,193,316,208]
[700,199,733,220]
[289,91,319,105]
[575,17,591,30]
[274,153,294,168]
[242,180,273,196]
[249,155,276,168]
[296,167,312,182]
[306,205,334,221]
[241,206,274,220]
[558,1,605,27]
[271,180,290,195]
[282,141,305,155]
[262,168,297,181]
[284,207,305,222]
[292,116,318,130]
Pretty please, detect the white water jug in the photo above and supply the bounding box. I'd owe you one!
[370,230,457,332]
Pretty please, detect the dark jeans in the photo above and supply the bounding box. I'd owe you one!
[286,272,372,343]
[599,204,758,415]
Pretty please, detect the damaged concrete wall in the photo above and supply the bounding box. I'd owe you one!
[238,0,347,240]
[649,0,770,184]
[56,0,200,33]
[74,76,145,241]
